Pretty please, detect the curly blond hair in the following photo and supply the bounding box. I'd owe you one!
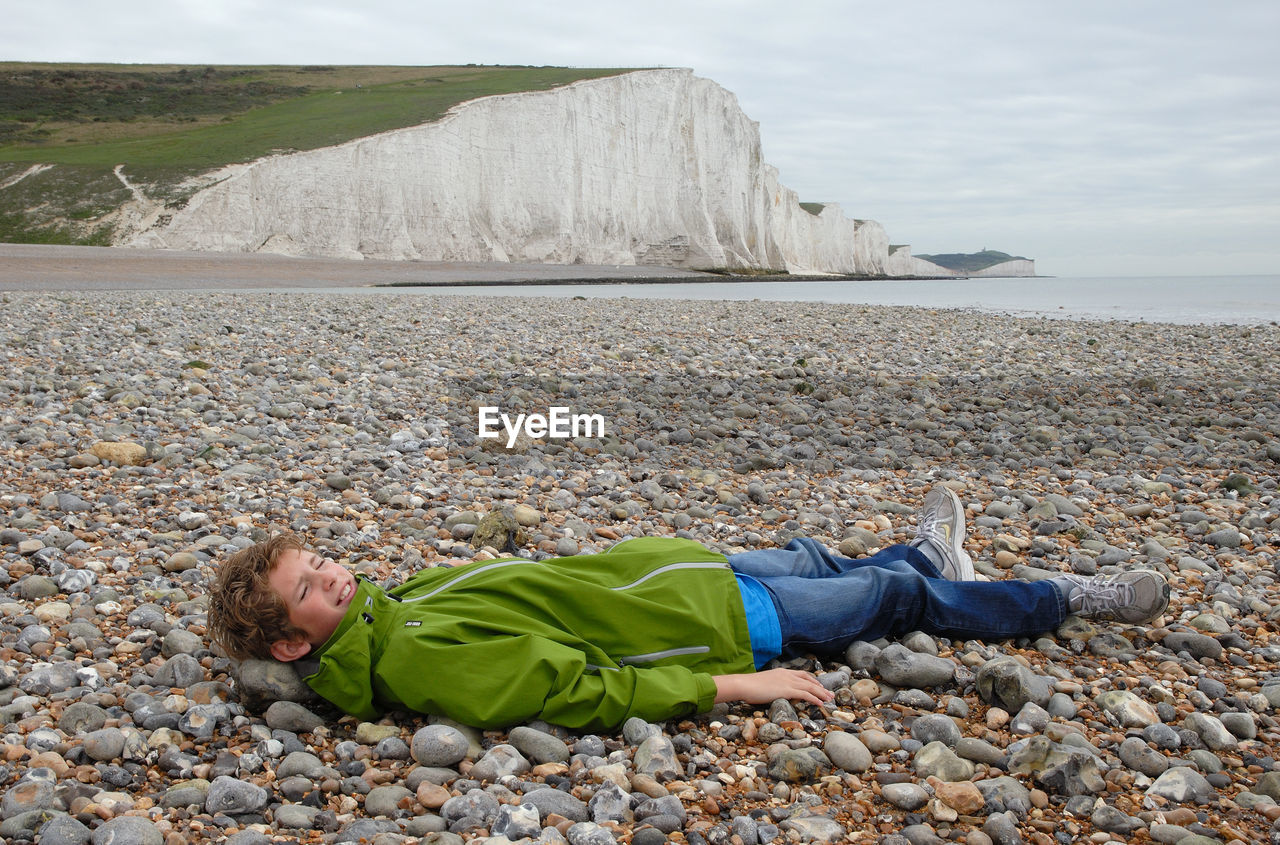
[207,533,309,661]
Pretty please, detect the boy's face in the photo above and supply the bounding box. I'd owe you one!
[269,548,358,652]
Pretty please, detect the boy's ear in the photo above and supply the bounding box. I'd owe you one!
[270,638,312,663]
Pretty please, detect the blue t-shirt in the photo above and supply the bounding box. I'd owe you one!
[734,574,782,668]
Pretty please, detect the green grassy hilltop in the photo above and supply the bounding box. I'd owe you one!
[0,64,634,244]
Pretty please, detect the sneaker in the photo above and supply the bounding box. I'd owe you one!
[910,484,975,581]
[1055,571,1170,624]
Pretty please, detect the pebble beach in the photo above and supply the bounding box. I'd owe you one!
[1,288,1278,845]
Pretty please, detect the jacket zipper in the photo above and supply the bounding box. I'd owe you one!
[610,561,730,592]
[587,645,713,673]
[397,559,542,602]
[619,646,711,664]
[398,559,728,601]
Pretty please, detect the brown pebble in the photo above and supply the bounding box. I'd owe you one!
[1163,808,1198,825]
[416,782,450,809]
[630,773,668,798]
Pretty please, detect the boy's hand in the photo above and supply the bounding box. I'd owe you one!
[713,669,834,706]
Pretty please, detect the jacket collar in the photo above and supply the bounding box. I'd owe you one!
[310,576,382,660]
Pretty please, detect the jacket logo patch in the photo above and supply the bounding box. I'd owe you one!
[405,620,422,627]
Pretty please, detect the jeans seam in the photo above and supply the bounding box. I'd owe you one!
[785,596,926,652]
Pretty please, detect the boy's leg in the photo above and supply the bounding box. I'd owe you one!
[728,537,947,581]
[753,565,1069,656]
[728,483,974,582]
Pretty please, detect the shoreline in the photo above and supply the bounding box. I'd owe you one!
[0,243,967,290]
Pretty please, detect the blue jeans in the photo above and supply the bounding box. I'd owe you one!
[727,538,1068,657]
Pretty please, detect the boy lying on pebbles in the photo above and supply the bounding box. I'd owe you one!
[208,485,1169,730]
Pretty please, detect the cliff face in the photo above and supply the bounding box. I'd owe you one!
[886,246,953,278]
[129,70,891,275]
[968,259,1036,278]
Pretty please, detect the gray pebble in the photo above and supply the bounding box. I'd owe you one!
[1118,736,1169,777]
[823,731,872,772]
[913,741,974,782]
[635,735,680,779]
[1010,701,1050,734]
[781,816,846,843]
[975,656,1051,712]
[364,784,412,817]
[277,750,326,778]
[82,727,127,762]
[1,768,62,818]
[521,785,589,822]
[411,724,469,767]
[974,776,1032,816]
[153,653,204,688]
[37,815,92,845]
[509,724,571,763]
[1162,631,1223,660]
[494,802,542,839]
[875,643,955,687]
[469,743,530,780]
[90,817,164,845]
[910,713,961,747]
[264,700,325,733]
[1145,766,1217,804]
[205,775,268,814]
[881,782,929,810]
[568,821,618,845]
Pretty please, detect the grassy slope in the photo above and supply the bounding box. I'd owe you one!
[0,64,636,244]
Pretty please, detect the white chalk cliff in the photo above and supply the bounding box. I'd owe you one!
[131,69,903,274]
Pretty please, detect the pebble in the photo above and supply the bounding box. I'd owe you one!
[411,724,470,767]
[0,291,1278,842]
[913,742,975,782]
[875,643,956,687]
[635,735,681,779]
[364,783,412,816]
[823,730,873,772]
[1145,767,1218,804]
[910,713,962,747]
[205,774,269,814]
[509,724,572,763]
[974,657,1051,712]
[37,815,93,845]
[469,743,531,780]
[781,816,846,843]
[90,817,164,845]
[882,782,930,810]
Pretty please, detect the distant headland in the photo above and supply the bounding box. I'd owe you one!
[909,249,1036,278]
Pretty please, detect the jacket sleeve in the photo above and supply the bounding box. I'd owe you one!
[376,634,719,730]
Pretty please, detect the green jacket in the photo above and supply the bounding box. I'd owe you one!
[299,537,756,730]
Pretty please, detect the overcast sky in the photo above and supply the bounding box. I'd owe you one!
[6,1,1278,276]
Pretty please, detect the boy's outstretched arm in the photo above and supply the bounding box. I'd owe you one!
[713,668,834,706]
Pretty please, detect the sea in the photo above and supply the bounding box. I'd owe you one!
[339,274,1280,326]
